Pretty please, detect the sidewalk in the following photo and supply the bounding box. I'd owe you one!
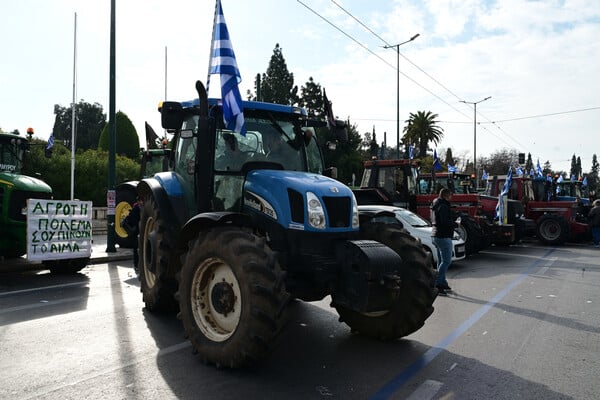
[0,235,133,273]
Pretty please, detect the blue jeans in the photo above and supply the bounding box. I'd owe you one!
[432,237,453,286]
[592,227,600,245]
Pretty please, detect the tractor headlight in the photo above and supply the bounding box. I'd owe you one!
[306,192,326,229]
[351,195,359,229]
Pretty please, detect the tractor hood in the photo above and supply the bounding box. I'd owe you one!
[244,170,356,232]
[0,171,52,193]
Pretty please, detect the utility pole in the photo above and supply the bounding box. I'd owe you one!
[460,96,491,189]
[383,33,419,159]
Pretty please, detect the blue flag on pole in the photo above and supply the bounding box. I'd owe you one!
[433,149,442,171]
[209,0,246,135]
[447,164,457,173]
[495,167,512,222]
[557,174,563,183]
[482,168,488,180]
[516,165,523,176]
[536,159,543,177]
[583,176,588,186]
[409,144,414,160]
[47,134,54,149]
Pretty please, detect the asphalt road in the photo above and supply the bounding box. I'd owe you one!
[1,241,598,400]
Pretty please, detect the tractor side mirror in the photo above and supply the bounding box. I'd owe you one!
[160,101,184,131]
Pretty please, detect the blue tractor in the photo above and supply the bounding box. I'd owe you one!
[136,81,436,368]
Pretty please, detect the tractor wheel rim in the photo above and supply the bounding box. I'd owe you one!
[191,258,241,342]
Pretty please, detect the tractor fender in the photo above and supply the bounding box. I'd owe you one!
[137,177,180,233]
[178,211,253,252]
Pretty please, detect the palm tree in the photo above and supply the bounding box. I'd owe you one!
[402,111,444,158]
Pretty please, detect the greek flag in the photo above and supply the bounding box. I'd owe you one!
[448,164,457,173]
[536,159,543,177]
[409,144,414,160]
[557,174,564,183]
[570,174,576,182]
[47,134,54,149]
[516,165,523,176]
[208,0,246,135]
[495,166,512,223]
[433,149,442,171]
[482,168,489,180]
[529,168,534,177]
[583,176,588,186]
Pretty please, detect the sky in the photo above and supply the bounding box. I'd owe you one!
[2,0,599,173]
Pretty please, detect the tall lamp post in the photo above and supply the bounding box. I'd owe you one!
[460,96,491,189]
[384,33,420,159]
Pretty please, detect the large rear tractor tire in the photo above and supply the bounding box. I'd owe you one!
[334,222,436,340]
[138,195,178,312]
[178,227,289,368]
[115,187,137,249]
[536,214,569,245]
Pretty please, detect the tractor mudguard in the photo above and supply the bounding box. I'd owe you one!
[138,174,186,229]
[178,211,253,252]
[333,239,403,313]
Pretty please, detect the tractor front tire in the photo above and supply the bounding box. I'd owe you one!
[334,222,436,340]
[115,187,137,248]
[178,227,289,368]
[138,195,177,312]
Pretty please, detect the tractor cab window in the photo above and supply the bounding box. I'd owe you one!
[0,136,24,173]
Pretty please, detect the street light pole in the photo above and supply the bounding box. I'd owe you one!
[460,96,491,189]
[384,33,419,159]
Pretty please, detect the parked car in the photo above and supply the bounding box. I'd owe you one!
[358,205,466,267]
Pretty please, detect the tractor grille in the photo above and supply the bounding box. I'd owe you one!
[287,190,351,228]
[323,196,351,228]
[9,190,52,221]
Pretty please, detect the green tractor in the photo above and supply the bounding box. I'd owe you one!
[136,81,437,368]
[0,131,52,258]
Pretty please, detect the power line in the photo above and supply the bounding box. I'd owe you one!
[323,0,523,150]
[483,106,600,123]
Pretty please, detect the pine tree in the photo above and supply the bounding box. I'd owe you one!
[258,44,298,105]
[570,154,577,178]
[97,111,140,159]
[299,77,323,117]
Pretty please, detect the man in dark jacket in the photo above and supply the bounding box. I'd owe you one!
[431,188,459,295]
[589,199,600,247]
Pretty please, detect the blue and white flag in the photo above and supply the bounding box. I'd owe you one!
[516,165,523,176]
[47,134,54,149]
[557,174,564,183]
[583,176,588,186]
[495,166,512,223]
[482,168,489,180]
[570,174,576,182]
[536,159,543,177]
[432,149,442,171]
[409,144,414,160]
[208,0,246,135]
[447,163,458,173]
[529,168,534,177]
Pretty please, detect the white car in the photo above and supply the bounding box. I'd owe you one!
[358,205,466,267]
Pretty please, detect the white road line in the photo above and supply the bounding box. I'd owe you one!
[406,380,443,400]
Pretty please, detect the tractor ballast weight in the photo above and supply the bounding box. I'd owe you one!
[135,81,436,368]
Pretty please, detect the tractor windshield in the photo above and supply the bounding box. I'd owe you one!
[0,134,25,174]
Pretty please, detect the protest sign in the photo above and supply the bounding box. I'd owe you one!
[27,199,93,261]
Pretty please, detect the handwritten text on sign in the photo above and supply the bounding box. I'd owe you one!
[27,199,93,261]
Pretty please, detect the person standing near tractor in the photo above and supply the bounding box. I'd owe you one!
[430,188,460,295]
[588,199,600,247]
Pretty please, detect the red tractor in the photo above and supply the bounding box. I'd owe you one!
[483,174,590,245]
[353,159,518,255]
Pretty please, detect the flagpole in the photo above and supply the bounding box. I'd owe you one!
[70,12,77,200]
[206,0,219,93]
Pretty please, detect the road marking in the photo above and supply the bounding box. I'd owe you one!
[405,380,443,400]
[370,247,557,400]
[0,282,87,298]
